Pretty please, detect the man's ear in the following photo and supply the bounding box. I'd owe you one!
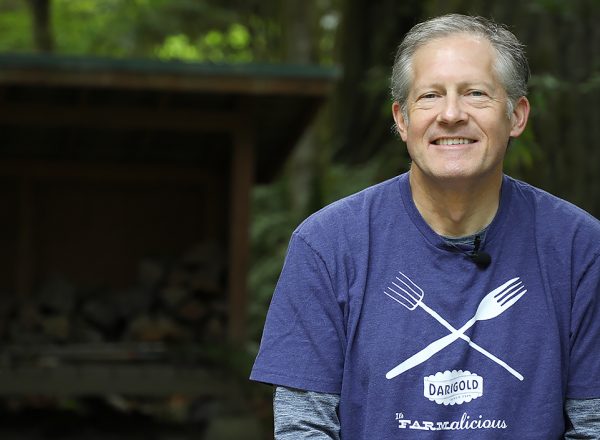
[392,101,408,142]
[509,96,530,138]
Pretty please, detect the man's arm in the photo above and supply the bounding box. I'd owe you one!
[274,386,341,440]
[565,398,600,439]
[273,388,600,439]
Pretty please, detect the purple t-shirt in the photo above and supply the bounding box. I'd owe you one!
[251,173,600,439]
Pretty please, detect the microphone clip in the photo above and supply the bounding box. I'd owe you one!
[469,235,492,269]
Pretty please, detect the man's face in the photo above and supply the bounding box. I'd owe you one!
[392,34,529,186]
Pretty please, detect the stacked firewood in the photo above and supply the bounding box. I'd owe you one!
[0,242,266,440]
[0,242,227,348]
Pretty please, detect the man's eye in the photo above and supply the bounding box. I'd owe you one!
[468,90,486,97]
[421,93,438,99]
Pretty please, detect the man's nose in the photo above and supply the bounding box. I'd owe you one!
[436,95,467,124]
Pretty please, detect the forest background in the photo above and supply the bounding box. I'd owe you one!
[1,0,598,366]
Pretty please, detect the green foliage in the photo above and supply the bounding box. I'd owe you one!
[154,34,199,60]
[0,0,338,64]
[504,124,542,177]
[247,181,298,343]
[317,8,340,65]
[154,23,252,62]
[528,0,578,16]
[49,0,229,57]
[322,144,408,205]
[0,0,240,58]
[0,1,33,51]
[52,0,136,56]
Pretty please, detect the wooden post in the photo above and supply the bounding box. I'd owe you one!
[16,178,35,297]
[228,115,255,343]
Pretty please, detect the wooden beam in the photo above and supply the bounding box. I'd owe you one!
[0,103,238,132]
[0,365,235,396]
[228,110,255,343]
[0,160,220,184]
[0,69,335,97]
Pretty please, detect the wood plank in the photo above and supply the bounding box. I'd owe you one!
[0,365,234,396]
[0,160,219,184]
[0,69,335,97]
[15,178,34,297]
[0,104,238,132]
[227,109,255,343]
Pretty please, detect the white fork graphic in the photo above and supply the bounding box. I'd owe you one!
[384,272,526,380]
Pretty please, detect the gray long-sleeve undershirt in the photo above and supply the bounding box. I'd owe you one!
[274,386,600,439]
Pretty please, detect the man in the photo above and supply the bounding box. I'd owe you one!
[251,14,600,439]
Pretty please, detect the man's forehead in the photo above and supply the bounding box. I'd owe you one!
[409,34,498,86]
[412,33,494,60]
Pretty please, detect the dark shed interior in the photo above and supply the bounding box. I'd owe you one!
[0,54,337,438]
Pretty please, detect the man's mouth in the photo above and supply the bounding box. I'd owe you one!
[433,138,476,145]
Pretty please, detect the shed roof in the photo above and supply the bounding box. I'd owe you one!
[0,54,339,183]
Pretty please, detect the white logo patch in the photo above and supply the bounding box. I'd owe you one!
[424,370,483,405]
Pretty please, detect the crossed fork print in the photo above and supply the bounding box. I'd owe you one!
[384,272,527,381]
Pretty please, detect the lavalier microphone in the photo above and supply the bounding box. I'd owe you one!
[469,235,492,269]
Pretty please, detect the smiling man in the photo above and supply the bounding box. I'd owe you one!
[251,14,600,439]
[392,30,530,238]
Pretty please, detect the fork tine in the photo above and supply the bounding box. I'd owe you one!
[391,281,420,303]
[384,291,414,309]
[494,280,522,302]
[386,286,418,309]
[395,274,424,301]
[393,281,422,306]
[495,283,523,303]
[398,272,424,297]
[499,286,526,306]
[499,289,527,309]
[385,272,425,311]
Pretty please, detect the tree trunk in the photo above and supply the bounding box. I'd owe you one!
[27,0,54,53]
[280,0,324,216]
[333,0,423,163]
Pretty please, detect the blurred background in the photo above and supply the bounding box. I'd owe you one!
[0,0,597,438]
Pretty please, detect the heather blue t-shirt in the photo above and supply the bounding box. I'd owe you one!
[251,173,600,439]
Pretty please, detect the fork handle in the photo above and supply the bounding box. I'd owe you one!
[385,318,476,379]
[419,302,523,381]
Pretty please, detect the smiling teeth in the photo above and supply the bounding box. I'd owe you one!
[435,138,473,145]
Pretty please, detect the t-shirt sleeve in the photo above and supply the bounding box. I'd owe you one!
[250,232,347,394]
[567,253,600,398]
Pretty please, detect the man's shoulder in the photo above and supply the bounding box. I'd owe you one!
[294,174,404,241]
[508,176,600,236]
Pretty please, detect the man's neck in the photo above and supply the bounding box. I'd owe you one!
[409,168,503,238]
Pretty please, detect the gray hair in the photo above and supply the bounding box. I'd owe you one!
[391,14,530,120]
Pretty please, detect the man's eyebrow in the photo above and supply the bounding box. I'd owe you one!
[461,81,497,91]
[412,81,498,93]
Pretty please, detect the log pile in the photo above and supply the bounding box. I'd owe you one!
[0,242,266,439]
[1,242,227,348]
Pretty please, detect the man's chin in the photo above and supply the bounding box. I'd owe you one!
[411,165,501,187]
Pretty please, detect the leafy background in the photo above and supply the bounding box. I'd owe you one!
[2,0,598,347]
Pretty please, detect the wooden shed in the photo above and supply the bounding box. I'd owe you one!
[0,54,337,397]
